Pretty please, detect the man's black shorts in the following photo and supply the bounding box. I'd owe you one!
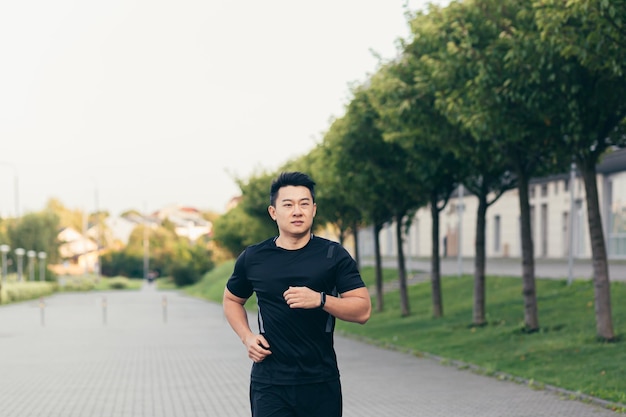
[250,379,342,417]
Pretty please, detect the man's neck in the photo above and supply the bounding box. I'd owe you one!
[275,232,313,250]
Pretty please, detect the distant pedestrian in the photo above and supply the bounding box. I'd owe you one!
[223,171,371,417]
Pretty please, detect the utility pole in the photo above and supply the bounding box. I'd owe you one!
[143,203,149,281]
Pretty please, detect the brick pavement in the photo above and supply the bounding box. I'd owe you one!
[0,284,620,417]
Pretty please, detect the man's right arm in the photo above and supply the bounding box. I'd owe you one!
[223,287,272,362]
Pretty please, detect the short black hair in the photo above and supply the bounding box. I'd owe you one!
[269,172,316,206]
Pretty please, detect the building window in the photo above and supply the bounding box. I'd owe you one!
[564,178,569,192]
[530,186,535,199]
[541,184,548,197]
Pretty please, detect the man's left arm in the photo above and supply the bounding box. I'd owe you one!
[283,286,371,324]
[323,287,371,324]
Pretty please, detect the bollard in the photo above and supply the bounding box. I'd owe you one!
[102,296,107,325]
[39,297,45,326]
[162,295,168,323]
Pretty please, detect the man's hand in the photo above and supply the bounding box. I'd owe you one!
[283,286,321,309]
[244,334,272,363]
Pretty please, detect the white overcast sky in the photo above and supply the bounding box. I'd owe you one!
[0,0,444,217]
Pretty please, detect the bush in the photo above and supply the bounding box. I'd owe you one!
[101,251,144,278]
[168,244,215,287]
[57,275,95,291]
[107,277,132,289]
[170,264,200,287]
[0,281,55,304]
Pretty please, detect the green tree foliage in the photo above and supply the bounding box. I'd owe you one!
[44,198,84,231]
[102,223,178,278]
[231,172,283,237]
[101,221,214,284]
[100,251,144,278]
[305,129,363,247]
[169,243,214,286]
[212,205,271,258]
[6,210,61,265]
[534,0,626,76]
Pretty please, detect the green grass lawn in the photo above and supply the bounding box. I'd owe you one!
[186,261,626,409]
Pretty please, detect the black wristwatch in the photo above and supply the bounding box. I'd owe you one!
[319,292,326,309]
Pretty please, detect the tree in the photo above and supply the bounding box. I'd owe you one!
[7,210,61,265]
[125,223,178,277]
[212,205,272,258]
[44,198,84,231]
[405,6,518,325]
[297,146,363,249]
[237,171,284,237]
[412,0,572,330]
[368,57,459,318]
[532,0,626,340]
[320,88,396,313]
[169,243,214,286]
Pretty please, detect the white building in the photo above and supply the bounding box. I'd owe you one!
[358,148,626,260]
[154,205,212,242]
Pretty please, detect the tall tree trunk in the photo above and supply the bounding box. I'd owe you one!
[578,157,615,340]
[395,216,410,317]
[473,193,488,326]
[517,172,540,331]
[352,222,360,268]
[430,195,443,318]
[338,227,345,246]
[373,224,384,313]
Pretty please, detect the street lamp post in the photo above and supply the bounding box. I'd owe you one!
[38,251,47,281]
[93,180,101,282]
[143,202,150,281]
[0,244,9,283]
[143,218,150,281]
[15,248,25,282]
[27,250,36,281]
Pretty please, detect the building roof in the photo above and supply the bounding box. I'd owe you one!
[597,147,626,175]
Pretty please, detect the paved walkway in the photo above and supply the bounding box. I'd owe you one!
[0,283,621,416]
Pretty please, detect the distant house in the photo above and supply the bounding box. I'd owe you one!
[154,205,212,242]
[55,227,99,275]
[225,195,242,212]
[103,216,137,249]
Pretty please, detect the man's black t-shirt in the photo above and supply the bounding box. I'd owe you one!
[226,235,366,385]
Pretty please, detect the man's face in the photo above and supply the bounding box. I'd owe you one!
[268,185,316,237]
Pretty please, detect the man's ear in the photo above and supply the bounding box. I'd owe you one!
[268,205,276,221]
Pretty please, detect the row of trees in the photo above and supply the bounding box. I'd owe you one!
[212,0,626,341]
